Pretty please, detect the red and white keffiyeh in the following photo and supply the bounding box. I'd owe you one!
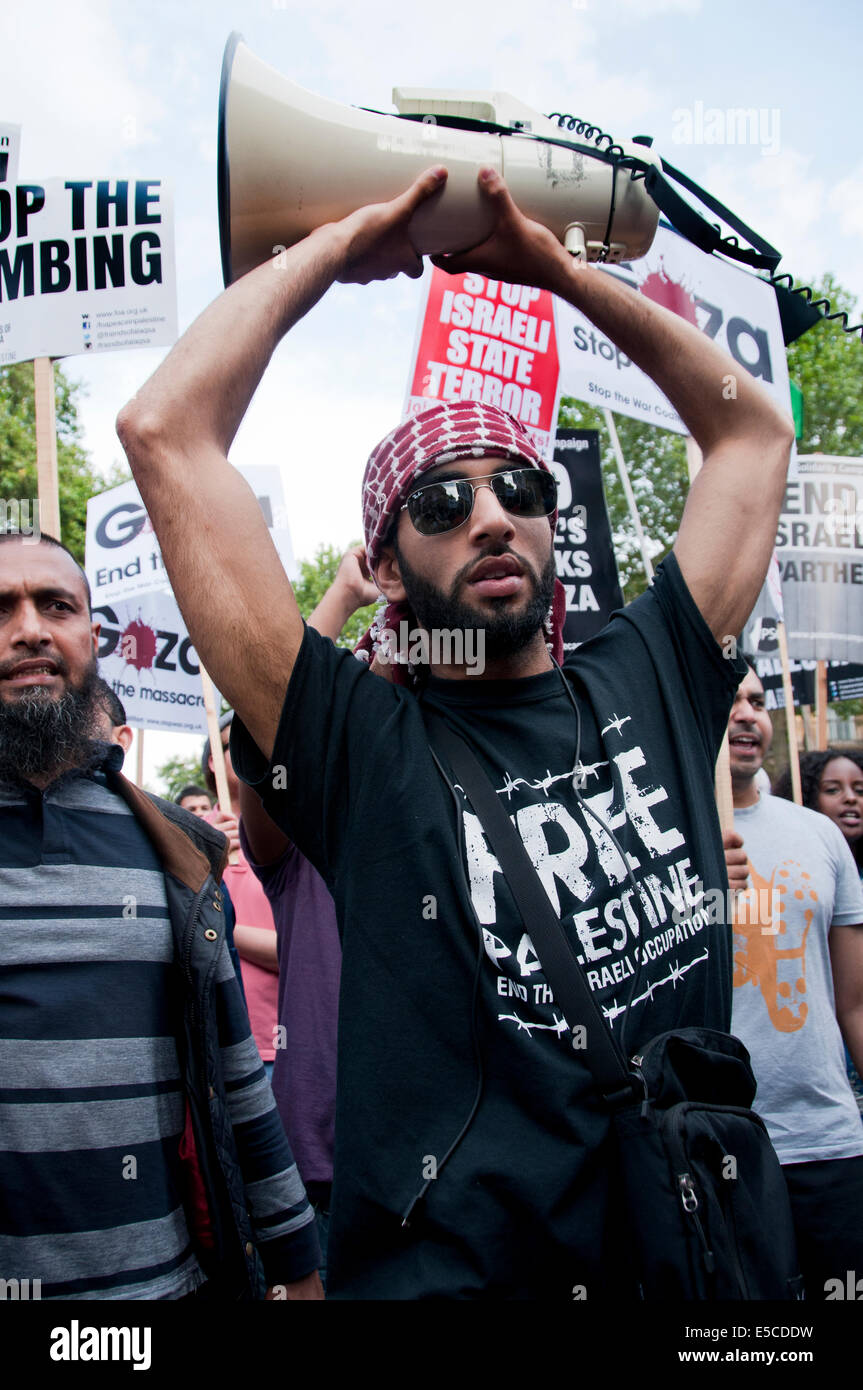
[355,401,565,682]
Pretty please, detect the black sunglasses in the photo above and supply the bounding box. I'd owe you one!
[402,467,557,537]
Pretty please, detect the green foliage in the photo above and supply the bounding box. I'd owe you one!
[0,361,129,563]
[154,750,208,804]
[557,397,687,602]
[784,276,863,457]
[293,542,379,649]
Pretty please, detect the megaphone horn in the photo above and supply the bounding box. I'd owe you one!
[218,33,661,286]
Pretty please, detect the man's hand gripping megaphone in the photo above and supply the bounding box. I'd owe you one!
[335,165,580,298]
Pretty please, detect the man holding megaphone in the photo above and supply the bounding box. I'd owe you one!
[118,165,793,1300]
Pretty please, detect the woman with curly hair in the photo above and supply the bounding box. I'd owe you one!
[774,749,863,874]
[775,748,863,1113]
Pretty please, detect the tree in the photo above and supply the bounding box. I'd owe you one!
[0,361,129,562]
[556,397,687,602]
[155,751,210,804]
[293,542,379,650]
[784,275,863,457]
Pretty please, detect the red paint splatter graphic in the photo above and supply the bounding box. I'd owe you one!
[120,618,157,672]
[639,259,699,326]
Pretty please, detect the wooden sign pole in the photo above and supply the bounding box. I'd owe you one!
[777,621,803,804]
[34,357,61,538]
[135,728,145,788]
[815,660,829,750]
[603,409,654,582]
[199,663,237,864]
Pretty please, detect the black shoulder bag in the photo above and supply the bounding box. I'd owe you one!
[426,714,803,1301]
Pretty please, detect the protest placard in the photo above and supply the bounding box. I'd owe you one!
[554,224,793,443]
[93,590,210,736]
[0,176,176,364]
[405,267,561,457]
[775,454,863,663]
[85,468,297,610]
[551,429,623,653]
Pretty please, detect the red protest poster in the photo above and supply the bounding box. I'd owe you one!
[404,268,561,457]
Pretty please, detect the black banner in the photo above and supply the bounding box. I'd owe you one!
[551,429,624,654]
[747,615,863,707]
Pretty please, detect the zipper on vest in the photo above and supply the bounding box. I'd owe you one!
[182,881,212,1029]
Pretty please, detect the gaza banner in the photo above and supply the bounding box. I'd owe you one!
[85,468,297,609]
[404,266,561,458]
[774,454,863,663]
[554,223,794,447]
[85,469,295,734]
[0,177,176,364]
[93,589,210,736]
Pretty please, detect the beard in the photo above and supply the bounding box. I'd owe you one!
[0,657,104,782]
[395,538,557,663]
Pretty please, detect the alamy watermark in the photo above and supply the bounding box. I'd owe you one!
[0,1276,41,1300]
[0,498,40,541]
[672,101,781,157]
[672,883,782,932]
[376,621,486,675]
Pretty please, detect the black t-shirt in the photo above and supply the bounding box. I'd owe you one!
[232,553,744,1300]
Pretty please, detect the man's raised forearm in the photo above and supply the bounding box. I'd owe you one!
[547,257,789,457]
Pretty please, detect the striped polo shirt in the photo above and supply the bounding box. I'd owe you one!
[0,748,314,1299]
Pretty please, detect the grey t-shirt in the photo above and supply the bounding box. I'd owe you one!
[731,792,863,1164]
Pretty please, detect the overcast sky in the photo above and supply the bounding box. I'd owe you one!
[4,0,861,783]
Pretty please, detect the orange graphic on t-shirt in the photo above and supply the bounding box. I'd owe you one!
[732,859,815,1033]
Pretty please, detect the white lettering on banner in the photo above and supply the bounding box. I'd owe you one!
[423,360,542,423]
[0,178,177,364]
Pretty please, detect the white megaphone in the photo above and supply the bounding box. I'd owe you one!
[218,33,662,285]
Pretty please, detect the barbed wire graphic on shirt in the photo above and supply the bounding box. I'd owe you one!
[603,950,711,1025]
[497,1011,570,1036]
[494,760,608,800]
[600,712,632,737]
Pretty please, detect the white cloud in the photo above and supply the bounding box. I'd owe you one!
[4,0,166,177]
[613,0,700,11]
[830,163,863,239]
[699,147,827,288]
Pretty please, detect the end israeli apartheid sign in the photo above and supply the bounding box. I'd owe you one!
[554,224,793,445]
[776,454,863,663]
[404,267,561,458]
[0,177,177,364]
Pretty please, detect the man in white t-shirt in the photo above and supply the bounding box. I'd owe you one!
[727,664,863,1300]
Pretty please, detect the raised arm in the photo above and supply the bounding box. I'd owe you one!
[116,168,446,762]
[433,169,795,643]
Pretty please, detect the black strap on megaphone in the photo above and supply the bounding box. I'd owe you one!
[544,116,781,272]
[638,157,780,272]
